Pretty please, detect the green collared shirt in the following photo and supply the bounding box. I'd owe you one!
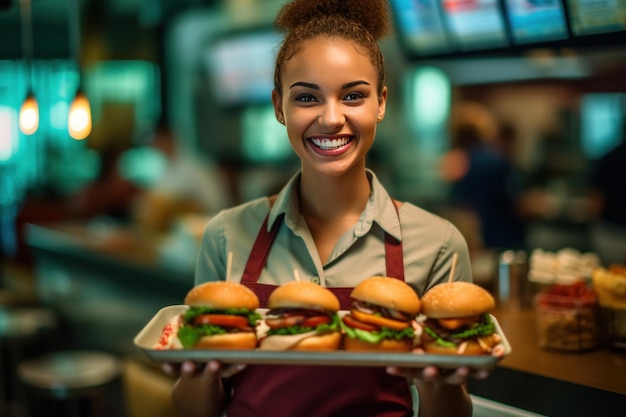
[195,170,471,297]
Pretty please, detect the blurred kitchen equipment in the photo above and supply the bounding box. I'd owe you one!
[497,250,530,310]
[534,283,603,352]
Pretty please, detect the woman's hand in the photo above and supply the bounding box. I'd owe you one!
[162,360,247,380]
[386,364,490,385]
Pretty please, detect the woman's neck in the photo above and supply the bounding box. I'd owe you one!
[298,166,370,222]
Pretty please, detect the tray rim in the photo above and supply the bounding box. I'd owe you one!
[134,305,511,369]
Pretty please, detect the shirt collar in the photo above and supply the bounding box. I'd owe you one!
[267,169,401,241]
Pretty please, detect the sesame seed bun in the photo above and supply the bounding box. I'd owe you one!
[350,276,421,315]
[420,281,495,319]
[184,281,260,311]
[268,281,340,312]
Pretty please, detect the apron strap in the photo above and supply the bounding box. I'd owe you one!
[385,232,404,280]
[241,213,284,284]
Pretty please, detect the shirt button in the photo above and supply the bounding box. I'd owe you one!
[310,276,321,285]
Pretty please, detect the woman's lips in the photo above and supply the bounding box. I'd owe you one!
[308,136,354,156]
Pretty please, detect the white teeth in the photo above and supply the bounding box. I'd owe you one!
[311,137,350,150]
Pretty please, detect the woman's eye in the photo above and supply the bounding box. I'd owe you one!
[344,92,365,101]
[295,94,317,103]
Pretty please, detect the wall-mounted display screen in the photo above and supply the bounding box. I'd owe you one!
[440,0,509,51]
[504,0,568,44]
[390,0,626,59]
[390,0,453,55]
[203,30,281,107]
[565,0,626,36]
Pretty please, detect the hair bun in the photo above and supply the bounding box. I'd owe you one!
[275,0,390,40]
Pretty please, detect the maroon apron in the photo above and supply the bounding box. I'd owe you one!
[226,212,414,417]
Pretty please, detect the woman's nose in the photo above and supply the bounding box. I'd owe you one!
[318,102,345,128]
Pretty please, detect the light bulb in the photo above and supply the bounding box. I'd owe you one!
[68,90,92,140]
[19,91,39,135]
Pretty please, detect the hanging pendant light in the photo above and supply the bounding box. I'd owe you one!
[19,0,38,135]
[19,88,39,135]
[67,0,91,140]
[68,84,92,140]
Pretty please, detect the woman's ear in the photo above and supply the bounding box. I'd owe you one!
[272,89,284,124]
[378,86,388,120]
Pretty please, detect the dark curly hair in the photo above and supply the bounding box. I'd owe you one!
[273,0,391,98]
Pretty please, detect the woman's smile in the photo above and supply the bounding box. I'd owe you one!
[308,135,355,155]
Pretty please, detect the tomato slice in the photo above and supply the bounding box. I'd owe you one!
[436,316,478,330]
[300,316,331,328]
[193,314,250,329]
[342,315,379,331]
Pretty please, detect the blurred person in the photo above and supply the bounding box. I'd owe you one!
[162,1,488,416]
[69,148,143,221]
[440,102,528,251]
[588,115,626,265]
[133,123,233,233]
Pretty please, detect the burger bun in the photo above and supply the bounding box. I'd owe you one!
[192,332,258,350]
[421,281,495,319]
[420,339,489,356]
[350,276,421,315]
[269,281,340,312]
[185,281,259,310]
[343,336,413,352]
[290,332,342,351]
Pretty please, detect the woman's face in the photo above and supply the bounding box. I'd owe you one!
[273,37,387,177]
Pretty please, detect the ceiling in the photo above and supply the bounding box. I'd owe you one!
[0,0,217,60]
[2,0,625,89]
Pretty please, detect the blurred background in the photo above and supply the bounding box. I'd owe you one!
[1,0,625,416]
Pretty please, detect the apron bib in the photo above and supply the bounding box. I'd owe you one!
[226,211,413,417]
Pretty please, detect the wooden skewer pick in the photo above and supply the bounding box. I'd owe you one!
[448,253,458,284]
[226,251,233,282]
[293,269,301,282]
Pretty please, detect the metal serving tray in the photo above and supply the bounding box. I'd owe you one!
[134,305,511,369]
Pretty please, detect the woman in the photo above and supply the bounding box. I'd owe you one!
[163,1,486,416]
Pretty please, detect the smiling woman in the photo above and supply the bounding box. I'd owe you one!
[164,1,476,417]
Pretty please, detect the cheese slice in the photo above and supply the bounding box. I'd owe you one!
[259,331,318,350]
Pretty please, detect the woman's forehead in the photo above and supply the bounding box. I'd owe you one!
[282,38,377,83]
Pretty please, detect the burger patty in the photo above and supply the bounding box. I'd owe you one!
[266,308,331,318]
[265,308,339,336]
[352,300,413,322]
[421,313,495,345]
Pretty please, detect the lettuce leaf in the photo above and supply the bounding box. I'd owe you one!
[177,324,228,349]
[340,319,414,343]
[450,314,494,339]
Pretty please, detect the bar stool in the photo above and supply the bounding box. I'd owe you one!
[0,306,58,417]
[17,350,125,417]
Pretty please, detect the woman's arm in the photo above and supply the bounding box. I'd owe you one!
[166,360,244,417]
[387,365,489,417]
[414,378,472,417]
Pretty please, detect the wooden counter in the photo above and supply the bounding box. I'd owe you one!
[25,220,194,357]
[468,307,626,415]
[496,308,626,395]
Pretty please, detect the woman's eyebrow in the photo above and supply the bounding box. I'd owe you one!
[289,80,371,90]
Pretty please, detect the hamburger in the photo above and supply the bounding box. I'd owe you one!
[341,276,421,352]
[260,281,342,351]
[418,281,499,355]
[175,281,261,349]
